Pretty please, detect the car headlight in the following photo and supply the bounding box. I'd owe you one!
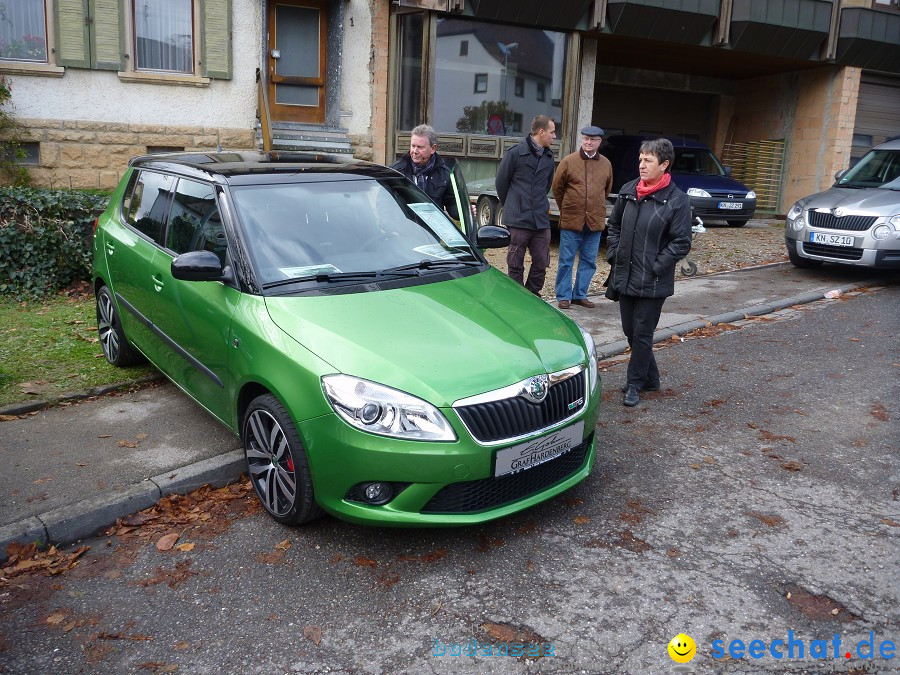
[872,224,893,241]
[787,203,805,231]
[579,325,598,394]
[890,215,900,229]
[322,375,456,441]
[687,188,711,198]
[746,191,757,199]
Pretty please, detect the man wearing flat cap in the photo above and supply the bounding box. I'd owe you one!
[551,125,613,309]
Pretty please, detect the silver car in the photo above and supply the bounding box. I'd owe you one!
[785,138,900,269]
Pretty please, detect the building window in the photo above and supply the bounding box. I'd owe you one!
[514,76,524,97]
[536,82,545,102]
[474,73,487,93]
[459,39,468,56]
[1,141,40,165]
[0,0,48,62]
[512,113,523,133]
[133,0,195,73]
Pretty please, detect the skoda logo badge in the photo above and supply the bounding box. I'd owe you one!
[523,375,549,403]
[834,207,844,217]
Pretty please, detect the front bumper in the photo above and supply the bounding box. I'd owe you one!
[298,383,601,526]
[785,214,900,269]
[689,196,756,222]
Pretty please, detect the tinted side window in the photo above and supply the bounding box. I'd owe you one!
[126,171,175,242]
[165,179,226,263]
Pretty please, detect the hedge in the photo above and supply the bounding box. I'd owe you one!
[0,188,110,300]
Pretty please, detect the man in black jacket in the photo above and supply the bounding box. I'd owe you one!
[495,115,556,295]
[391,124,459,220]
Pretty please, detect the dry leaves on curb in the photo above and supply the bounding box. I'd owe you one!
[1,541,90,586]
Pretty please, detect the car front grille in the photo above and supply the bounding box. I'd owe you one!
[802,242,864,260]
[808,211,877,232]
[421,432,593,513]
[454,371,586,443]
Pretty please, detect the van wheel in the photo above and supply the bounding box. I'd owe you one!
[787,246,823,269]
[477,196,496,227]
[243,394,322,525]
[727,220,746,227]
[96,286,144,367]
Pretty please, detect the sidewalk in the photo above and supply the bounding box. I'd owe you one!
[0,262,890,558]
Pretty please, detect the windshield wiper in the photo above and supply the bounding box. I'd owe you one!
[383,258,482,274]
[262,269,419,290]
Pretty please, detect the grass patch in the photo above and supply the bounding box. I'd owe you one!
[0,289,157,407]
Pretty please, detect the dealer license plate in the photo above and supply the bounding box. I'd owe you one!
[493,421,585,478]
[809,232,854,247]
[718,201,742,210]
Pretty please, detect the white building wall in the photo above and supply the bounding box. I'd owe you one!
[340,0,374,138]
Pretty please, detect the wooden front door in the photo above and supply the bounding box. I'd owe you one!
[266,0,327,124]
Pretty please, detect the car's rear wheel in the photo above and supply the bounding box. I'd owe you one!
[727,220,747,227]
[243,394,322,525]
[96,285,144,367]
[476,196,496,227]
[787,245,823,269]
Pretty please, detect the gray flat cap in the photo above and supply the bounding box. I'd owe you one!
[580,125,604,137]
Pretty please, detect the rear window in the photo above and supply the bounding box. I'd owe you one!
[124,171,176,242]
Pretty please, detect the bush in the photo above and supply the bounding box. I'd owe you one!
[1,76,31,186]
[0,188,109,299]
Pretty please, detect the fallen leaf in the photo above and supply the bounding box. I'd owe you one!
[46,613,66,625]
[175,543,195,552]
[135,433,148,440]
[849,337,859,342]
[64,621,77,632]
[831,608,839,615]
[0,414,20,421]
[573,516,591,525]
[98,434,112,438]
[275,539,291,551]
[156,533,179,551]
[690,463,701,470]
[354,556,377,567]
[172,641,191,651]
[881,518,899,527]
[118,440,139,448]
[303,625,323,646]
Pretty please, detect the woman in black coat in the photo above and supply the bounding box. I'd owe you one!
[605,138,693,407]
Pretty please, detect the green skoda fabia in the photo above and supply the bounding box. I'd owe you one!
[93,152,601,526]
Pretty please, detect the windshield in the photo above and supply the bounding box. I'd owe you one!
[672,149,725,176]
[229,178,481,287]
[836,149,900,189]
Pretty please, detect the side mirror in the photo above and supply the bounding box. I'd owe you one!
[834,169,847,181]
[171,250,230,282]
[723,166,732,177]
[476,225,510,249]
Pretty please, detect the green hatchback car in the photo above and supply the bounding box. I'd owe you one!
[93,151,601,526]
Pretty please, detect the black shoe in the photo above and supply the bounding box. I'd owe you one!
[621,381,660,393]
[623,386,640,407]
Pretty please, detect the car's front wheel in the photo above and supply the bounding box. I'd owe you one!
[243,394,322,525]
[787,245,823,269]
[96,285,144,367]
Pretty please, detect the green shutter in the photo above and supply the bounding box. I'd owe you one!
[55,0,90,68]
[202,0,232,80]
[90,0,124,70]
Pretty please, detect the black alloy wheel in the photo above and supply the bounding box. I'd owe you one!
[96,285,144,367]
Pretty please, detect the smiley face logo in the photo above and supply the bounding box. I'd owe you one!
[667,633,696,663]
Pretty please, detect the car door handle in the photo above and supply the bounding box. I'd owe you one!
[152,274,164,291]
[105,242,115,255]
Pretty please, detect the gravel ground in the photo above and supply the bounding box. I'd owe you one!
[483,218,788,300]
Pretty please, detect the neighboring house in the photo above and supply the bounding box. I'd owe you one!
[2,0,899,215]
[0,0,384,188]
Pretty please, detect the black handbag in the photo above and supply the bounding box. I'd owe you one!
[603,266,619,301]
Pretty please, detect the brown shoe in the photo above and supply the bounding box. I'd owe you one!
[572,299,596,308]
[557,300,570,309]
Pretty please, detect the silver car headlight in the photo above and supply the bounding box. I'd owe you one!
[322,375,456,441]
[787,203,805,231]
[687,188,711,198]
[578,325,598,394]
[890,215,900,229]
[872,223,894,241]
[746,191,757,199]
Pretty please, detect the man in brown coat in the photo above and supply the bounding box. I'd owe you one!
[552,125,613,309]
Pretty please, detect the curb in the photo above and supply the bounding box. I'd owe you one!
[0,374,165,417]
[0,449,244,562]
[596,278,876,360]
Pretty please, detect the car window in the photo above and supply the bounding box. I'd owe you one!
[674,149,724,176]
[126,171,176,242]
[230,177,480,287]
[165,179,227,263]
[838,149,900,189]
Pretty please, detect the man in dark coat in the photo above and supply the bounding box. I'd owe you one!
[391,124,459,220]
[606,138,692,407]
[495,115,556,296]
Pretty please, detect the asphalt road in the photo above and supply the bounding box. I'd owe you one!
[1,285,897,674]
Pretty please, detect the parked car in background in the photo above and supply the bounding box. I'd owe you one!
[93,151,601,527]
[785,138,900,269]
[600,135,757,227]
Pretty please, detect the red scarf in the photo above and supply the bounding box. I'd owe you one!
[636,172,671,201]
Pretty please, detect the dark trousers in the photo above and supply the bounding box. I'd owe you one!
[619,295,666,389]
[507,226,551,296]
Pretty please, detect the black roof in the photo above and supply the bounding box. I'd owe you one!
[129,151,400,185]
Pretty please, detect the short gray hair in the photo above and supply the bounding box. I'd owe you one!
[639,138,675,173]
[411,124,438,148]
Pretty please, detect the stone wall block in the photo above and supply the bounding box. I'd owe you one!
[59,144,85,167]
[218,129,255,148]
[96,132,141,145]
[191,135,218,147]
[99,170,122,189]
[129,123,167,134]
[39,143,61,167]
[46,130,96,143]
[84,145,111,169]
[138,134,192,147]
